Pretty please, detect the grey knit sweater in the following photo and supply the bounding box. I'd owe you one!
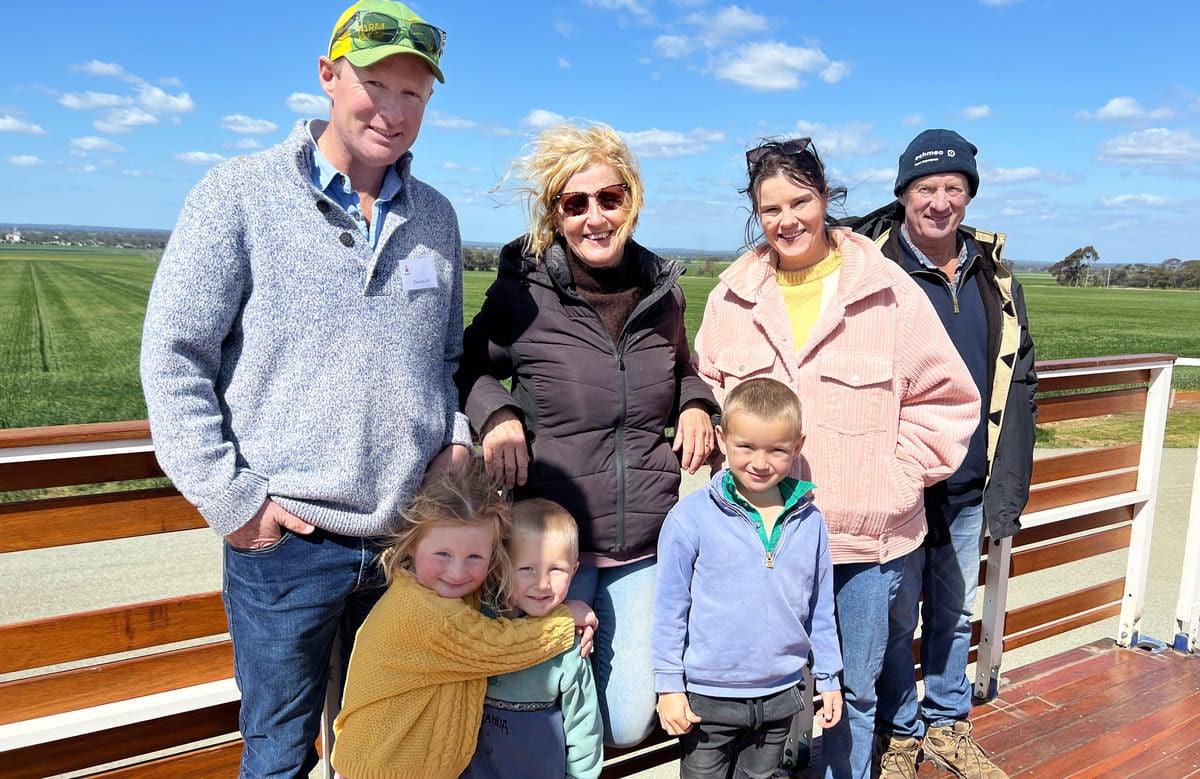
[141,120,471,538]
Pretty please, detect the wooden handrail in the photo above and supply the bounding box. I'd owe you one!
[0,420,151,450]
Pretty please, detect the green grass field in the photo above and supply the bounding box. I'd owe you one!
[2,245,1198,430]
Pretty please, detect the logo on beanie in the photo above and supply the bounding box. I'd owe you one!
[948,150,956,157]
[914,149,944,167]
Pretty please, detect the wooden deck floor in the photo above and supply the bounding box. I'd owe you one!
[605,639,1200,778]
[793,638,1200,778]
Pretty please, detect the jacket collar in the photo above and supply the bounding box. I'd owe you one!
[501,234,679,294]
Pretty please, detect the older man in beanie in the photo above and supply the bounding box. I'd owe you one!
[844,131,1037,778]
[140,2,469,776]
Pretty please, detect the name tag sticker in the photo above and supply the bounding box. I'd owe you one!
[400,255,438,291]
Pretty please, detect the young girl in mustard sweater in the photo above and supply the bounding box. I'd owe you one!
[331,460,596,779]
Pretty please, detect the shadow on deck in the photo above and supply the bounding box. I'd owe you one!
[791,639,1200,778]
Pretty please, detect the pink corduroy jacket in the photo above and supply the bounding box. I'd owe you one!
[694,228,981,565]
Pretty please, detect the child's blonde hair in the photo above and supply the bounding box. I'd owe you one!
[721,377,804,441]
[379,458,511,602]
[508,498,580,563]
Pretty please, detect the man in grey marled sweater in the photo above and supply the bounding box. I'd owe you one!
[139,2,469,776]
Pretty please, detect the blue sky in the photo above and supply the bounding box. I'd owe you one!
[3,0,1197,264]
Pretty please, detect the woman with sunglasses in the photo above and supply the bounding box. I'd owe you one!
[456,122,718,748]
[692,138,980,779]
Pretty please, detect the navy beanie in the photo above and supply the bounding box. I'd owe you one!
[894,129,979,197]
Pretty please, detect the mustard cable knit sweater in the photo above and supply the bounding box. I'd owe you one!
[331,572,576,779]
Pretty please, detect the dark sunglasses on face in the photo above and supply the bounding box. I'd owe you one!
[554,183,630,217]
[745,137,814,173]
[334,11,447,58]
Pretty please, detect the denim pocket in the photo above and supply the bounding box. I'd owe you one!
[226,529,294,555]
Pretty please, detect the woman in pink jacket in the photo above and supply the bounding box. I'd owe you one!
[693,138,980,779]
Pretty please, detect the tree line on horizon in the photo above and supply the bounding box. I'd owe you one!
[1049,246,1200,289]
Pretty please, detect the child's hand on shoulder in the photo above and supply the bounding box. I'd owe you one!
[564,599,597,658]
[819,689,843,729]
[657,692,701,735]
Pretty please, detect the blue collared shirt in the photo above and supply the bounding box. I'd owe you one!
[307,122,403,248]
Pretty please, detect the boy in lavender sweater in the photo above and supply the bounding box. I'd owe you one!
[653,377,843,777]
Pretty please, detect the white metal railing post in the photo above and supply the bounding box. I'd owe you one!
[1174,432,1200,653]
[1116,359,1174,647]
[975,535,1012,700]
[1172,357,1200,653]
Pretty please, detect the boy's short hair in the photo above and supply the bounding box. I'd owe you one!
[508,498,580,563]
[721,378,803,440]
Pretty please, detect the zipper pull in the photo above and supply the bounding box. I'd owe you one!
[765,552,774,569]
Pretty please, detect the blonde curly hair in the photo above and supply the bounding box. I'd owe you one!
[506,122,645,259]
[378,458,512,606]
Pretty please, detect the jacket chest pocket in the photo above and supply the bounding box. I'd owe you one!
[814,351,894,435]
[714,345,779,392]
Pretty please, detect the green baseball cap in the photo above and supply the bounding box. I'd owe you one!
[328,0,446,83]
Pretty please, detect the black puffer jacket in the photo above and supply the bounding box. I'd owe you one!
[456,235,717,557]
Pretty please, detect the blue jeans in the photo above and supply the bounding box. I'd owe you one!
[224,529,386,779]
[821,556,908,779]
[878,501,985,739]
[566,557,658,747]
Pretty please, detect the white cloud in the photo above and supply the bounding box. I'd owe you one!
[159,76,183,88]
[684,5,768,46]
[1098,128,1200,170]
[820,61,851,84]
[558,57,571,69]
[620,127,726,158]
[520,109,566,130]
[1075,96,1174,123]
[0,115,47,134]
[428,111,477,130]
[1100,193,1169,207]
[286,92,330,114]
[75,164,99,173]
[792,120,886,158]
[59,91,131,110]
[173,151,227,166]
[94,106,158,134]
[986,166,1043,184]
[583,0,653,19]
[121,169,155,178]
[220,115,278,134]
[962,105,992,120]
[9,155,47,167]
[70,136,127,156]
[901,114,923,127]
[229,138,263,150]
[655,35,694,59]
[137,84,195,114]
[713,42,831,91]
[554,22,573,36]
[70,60,134,81]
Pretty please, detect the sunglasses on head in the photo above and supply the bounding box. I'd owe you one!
[554,183,630,217]
[333,11,447,59]
[745,137,814,173]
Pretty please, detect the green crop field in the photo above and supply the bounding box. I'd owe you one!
[0,246,157,428]
[2,246,1198,430]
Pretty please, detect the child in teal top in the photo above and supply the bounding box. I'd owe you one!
[461,498,602,779]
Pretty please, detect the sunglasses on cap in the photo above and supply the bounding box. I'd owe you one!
[554,183,630,217]
[332,11,446,59]
[745,137,814,173]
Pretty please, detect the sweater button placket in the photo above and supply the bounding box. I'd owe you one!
[340,232,354,247]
